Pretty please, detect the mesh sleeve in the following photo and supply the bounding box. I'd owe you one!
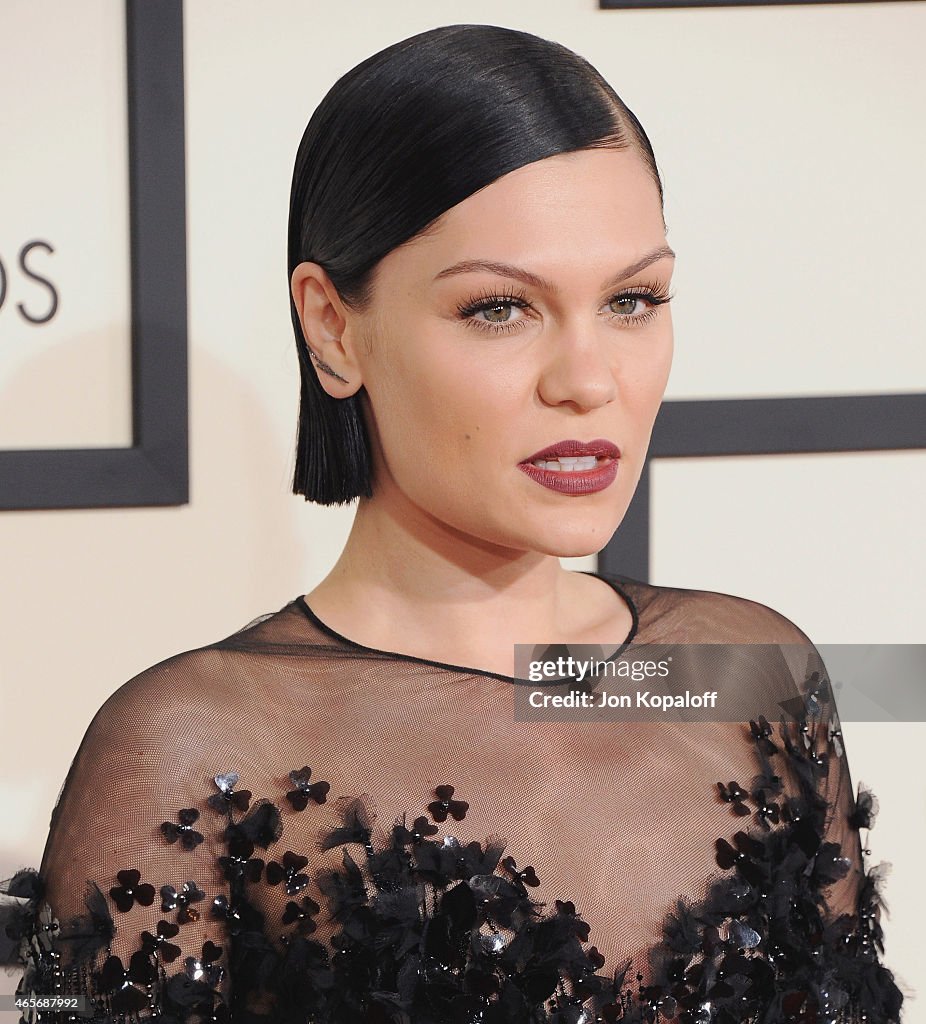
[779,631,906,1023]
[681,611,906,1023]
[1,656,234,1023]
[631,596,907,1023]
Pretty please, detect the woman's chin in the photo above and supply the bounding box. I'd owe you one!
[523,526,622,560]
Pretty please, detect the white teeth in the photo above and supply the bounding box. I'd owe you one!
[531,455,602,471]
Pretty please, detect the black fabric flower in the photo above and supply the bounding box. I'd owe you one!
[282,894,321,934]
[314,847,369,924]
[0,869,45,963]
[217,835,265,884]
[285,765,331,810]
[160,807,205,850]
[99,949,157,1013]
[366,839,416,892]
[160,881,206,924]
[502,854,540,893]
[163,964,226,1017]
[207,771,252,814]
[427,783,469,822]
[224,797,283,849]
[391,813,439,846]
[54,880,117,964]
[109,868,156,912]
[140,919,182,962]
[752,786,781,828]
[184,939,224,988]
[211,890,264,937]
[410,836,464,888]
[750,714,778,754]
[266,851,311,895]
[850,783,879,832]
[717,779,751,816]
[319,793,376,852]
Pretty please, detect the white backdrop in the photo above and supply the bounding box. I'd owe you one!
[1,0,923,1015]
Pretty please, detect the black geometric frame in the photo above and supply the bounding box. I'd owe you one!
[601,394,926,581]
[0,0,187,511]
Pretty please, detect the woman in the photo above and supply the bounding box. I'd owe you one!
[1,24,905,1024]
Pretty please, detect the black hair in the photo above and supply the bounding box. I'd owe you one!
[288,23,664,505]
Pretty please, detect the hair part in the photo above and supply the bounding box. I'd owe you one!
[288,23,664,505]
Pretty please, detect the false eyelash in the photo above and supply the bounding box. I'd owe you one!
[605,279,675,327]
[455,287,531,320]
[456,280,674,335]
[617,278,675,307]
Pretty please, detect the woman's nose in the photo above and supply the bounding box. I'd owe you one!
[535,324,618,411]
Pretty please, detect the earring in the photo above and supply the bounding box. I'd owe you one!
[308,347,350,384]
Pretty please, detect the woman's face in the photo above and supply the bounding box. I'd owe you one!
[326,146,673,558]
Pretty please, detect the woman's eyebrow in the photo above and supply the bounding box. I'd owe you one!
[432,245,675,293]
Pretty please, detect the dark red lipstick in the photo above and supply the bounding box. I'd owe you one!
[518,438,620,495]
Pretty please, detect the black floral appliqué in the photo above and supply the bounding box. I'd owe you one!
[183,940,224,987]
[109,868,156,912]
[160,880,206,924]
[99,949,157,1013]
[207,771,252,814]
[717,780,751,817]
[427,783,469,822]
[502,854,541,893]
[265,851,310,895]
[140,918,182,962]
[391,812,439,845]
[217,835,265,884]
[320,793,376,853]
[160,807,205,850]
[285,765,331,810]
[282,893,321,934]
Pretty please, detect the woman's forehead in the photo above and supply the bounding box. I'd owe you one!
[386,150,667,283]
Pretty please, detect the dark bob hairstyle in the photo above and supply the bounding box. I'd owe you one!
[288,23,664,505]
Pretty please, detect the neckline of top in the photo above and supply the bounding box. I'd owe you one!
[293,570,640,686]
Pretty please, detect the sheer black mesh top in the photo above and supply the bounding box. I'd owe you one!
[0,571,907,1023]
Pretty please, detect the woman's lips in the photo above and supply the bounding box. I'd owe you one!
[516,437,620,495]
[517,455,619,495]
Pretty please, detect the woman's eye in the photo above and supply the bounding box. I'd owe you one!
[477,302,519,324]
[456,294,531,334]
[604,286,674,325]
[609,295,647,316]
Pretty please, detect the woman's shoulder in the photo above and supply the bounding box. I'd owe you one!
[601,571,815,646]
[72,602,300,760]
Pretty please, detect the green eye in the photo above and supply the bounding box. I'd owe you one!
[456,291,531,334]
[480,303,516,323]
[605,284,674,326]
[609,296,643,316]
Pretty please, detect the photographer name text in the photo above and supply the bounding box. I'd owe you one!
[527,688,720,709]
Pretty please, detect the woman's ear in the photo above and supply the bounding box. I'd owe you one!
[290,262,364,398]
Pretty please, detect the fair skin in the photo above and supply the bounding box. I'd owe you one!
[290,146,675,678]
